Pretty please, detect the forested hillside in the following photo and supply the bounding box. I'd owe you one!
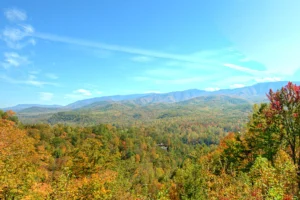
[16,95,252,127]
[1,82,300,199]
[10,81,299,126]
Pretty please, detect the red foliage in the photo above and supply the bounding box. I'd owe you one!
[267,82,300,112]
[283,195,293,200]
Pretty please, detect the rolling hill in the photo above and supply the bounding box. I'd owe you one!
[63,81,300,109]
[3,81,300,125]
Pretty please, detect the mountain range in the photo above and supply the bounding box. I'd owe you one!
[3,81,299,113]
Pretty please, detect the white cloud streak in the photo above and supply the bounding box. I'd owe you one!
[224,63,263,75]
[4,8,27,22]
[218,1,300,75]
[136,76,206,85]
[230,84,245,89]
[64,89,92,99]
[2,25,35,49]
[75,89,92,96]
[1,52,29,68]
[33,33,224,65]
[131,56,152,62]
[34,33,268,76]
[255,77,281,83]
[3,25,34,41]
[0,74,58,87]
[2,9,35,49]
[205,87,220,92]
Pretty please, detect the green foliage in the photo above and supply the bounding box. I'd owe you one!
[172,159,208,199]
[245,82,300,191]
[1,82,300,198]
[0,110,19,123]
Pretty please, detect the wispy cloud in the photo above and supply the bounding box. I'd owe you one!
[1,8,35,49]
[134,74,218,85]
[255,77,281,83]
[31,31,277,78]
[224,63,263,75]
[75,89,92,96]
[134,58,280,89]
[64,89,92,99]
[0,74,58,87]
[2,25,35,49]
[213,75,283,90]
[205,87,220,92]
[40,92,54,101]
[1,52,29,68]
[35,32,277,85]
[4,8,27,22]
[0,8,54,91]
[218,1,300,76]
[131,56,153,62]
[230,84,245,89]
[33,33,231,66]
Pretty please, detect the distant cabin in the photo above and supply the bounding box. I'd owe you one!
[157,143,169,151]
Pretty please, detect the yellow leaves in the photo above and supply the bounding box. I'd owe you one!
[151,147,159,160]
[0,119,44,199]
[135,154,141,163]
[219,132,236,149]
[169,182,180,200]
[206,171,252,200]
[62,170,118,199]
[273,150,297,194]
[112,135,120,146]
[24,183,53,200]
[0,119,35,163]
[248,154,296,199]
[5,110,15,117]
[1,110,15,120]
[140,141,148,151]
[155,167,165,179]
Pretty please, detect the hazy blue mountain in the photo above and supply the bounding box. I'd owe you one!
[66,81,299,109]
[5,81,300,113]
[2,104,62,112]
[45,94,253,125]
[131,89,209,105]
[18,106,65,114]
[178,95,250,106]
[78,100,139,111]
[65,93,151,109]
[73,89,209,109]
[17,80,299,125]
[214,81,299,97]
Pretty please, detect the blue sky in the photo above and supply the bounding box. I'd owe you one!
[1,0,300,107]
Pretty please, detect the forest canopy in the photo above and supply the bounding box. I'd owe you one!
[1,82,300,199]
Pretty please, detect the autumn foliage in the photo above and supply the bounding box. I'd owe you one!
[1,82,300,199]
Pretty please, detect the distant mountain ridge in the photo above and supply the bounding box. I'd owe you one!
[66,81,299,109]
[3,104,62,112]
[213,81,295,96]
[45,95,253,125]
[3,81,300,112]
[65,93,151,109]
